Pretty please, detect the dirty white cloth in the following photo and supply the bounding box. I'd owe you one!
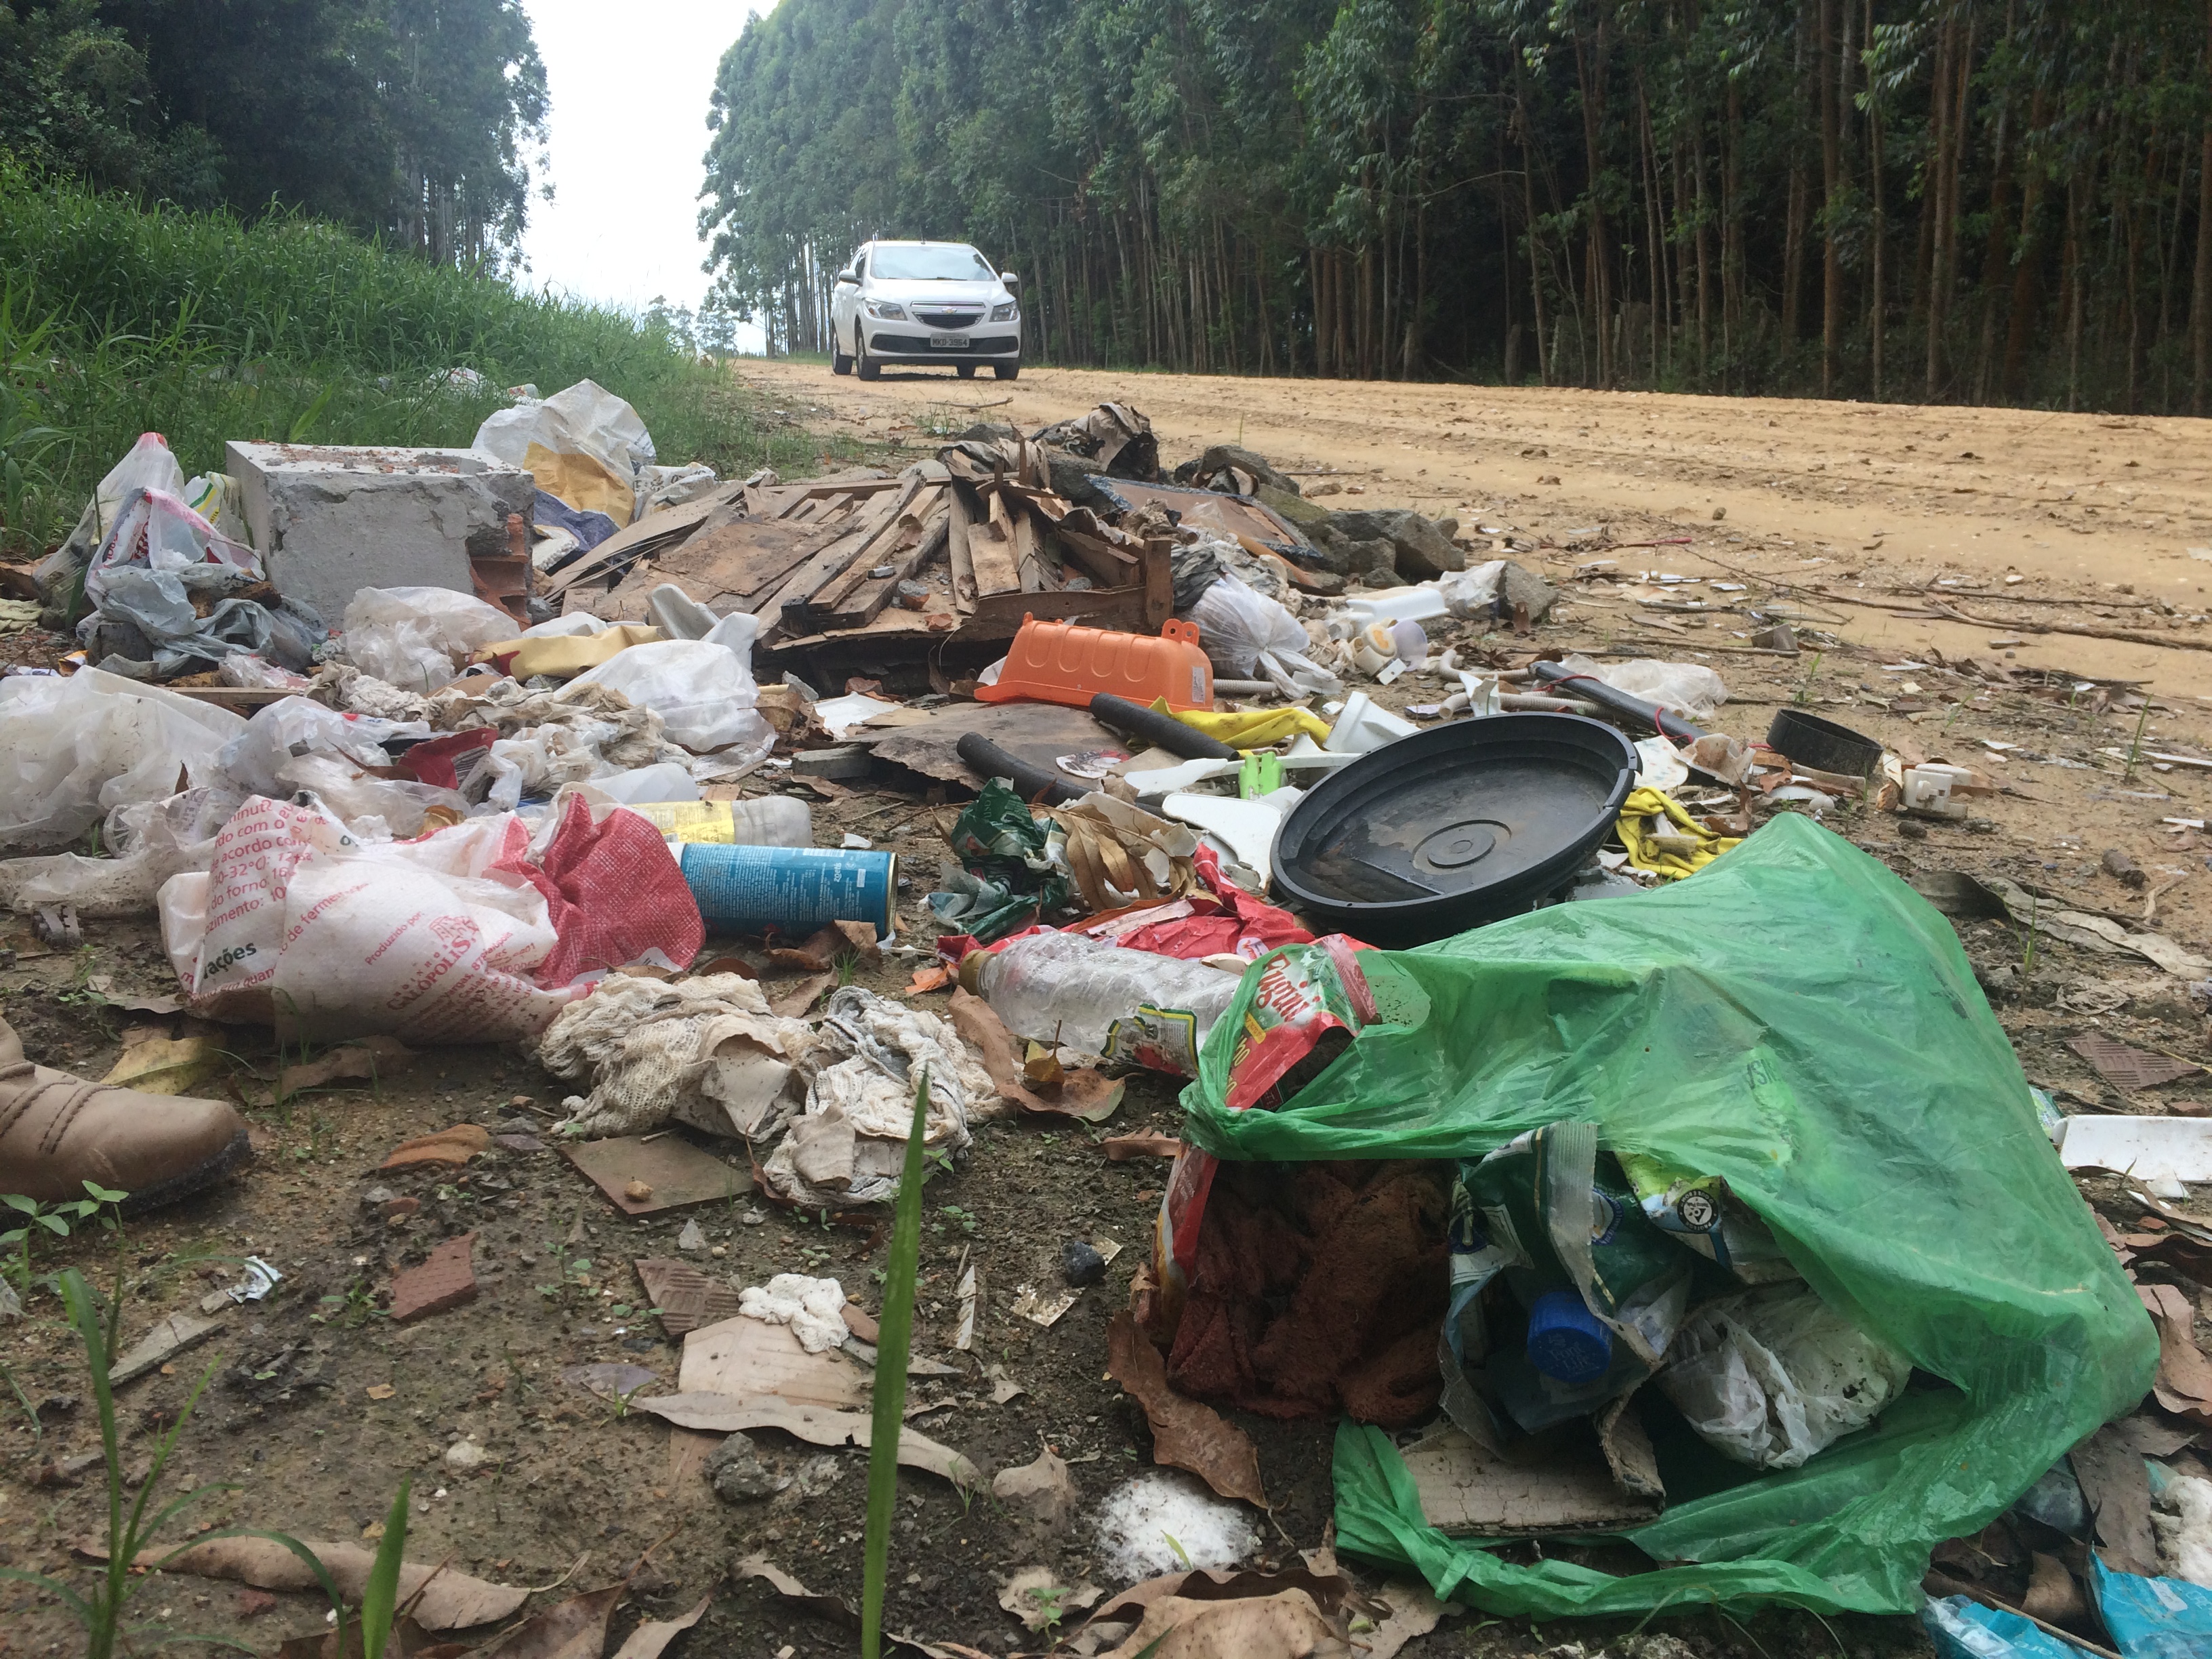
[534,974,806,1139]
[739,1273,848,1353]
[758,987,992,1208]
[2157,1475,2212,1587]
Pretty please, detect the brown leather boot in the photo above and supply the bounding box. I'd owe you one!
[0,1016,249,1211]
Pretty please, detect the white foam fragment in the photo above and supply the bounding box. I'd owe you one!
[738,1273,848,1353]
[1092,1471,1262,1582]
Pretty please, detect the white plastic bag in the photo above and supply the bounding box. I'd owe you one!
[215,696,427,798]
[638,462,718,518]
[83,487,259,610]
[159,795,570,1043]
[32,434,186,602]
[1439,561,1506,616]
[1656,1285,1912,1469]
[1557,653,1729,722]
[562,638,773,758]
[343,586,519,691]
[0,669,247,848]
[275,754,469,841]
[471,379,655,527]
[0,787,244,916]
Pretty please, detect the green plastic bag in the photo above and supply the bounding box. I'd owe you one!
[1181,815,2154,1616]
[928,779,1069,941]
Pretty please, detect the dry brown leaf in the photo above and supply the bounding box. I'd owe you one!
[1101,1130,1182,1160]
[769,972,834,1019]
[634,1392,983,1489]
[2139,1282,2212,1424]
[905,965,954,995]
[101,1035,221,1097]
[469,1582,624,1659]
[271,1614,463,1658]
[1106,1311,1267,1508]
[366,1383,396,1401]
[999,1567,1101,1631]
[1101,1589,1346,1659]
[86,1536,525,1631]
[380,1124,491,1170]
[279,1036,415,1101]
[947,988,1120,1123]
[610,1594,710,1659]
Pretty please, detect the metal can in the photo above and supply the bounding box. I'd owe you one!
[678,844,896,939]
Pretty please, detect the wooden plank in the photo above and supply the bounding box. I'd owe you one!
[1012,504,1048,592]
[758,479,917,628]
[947,488,977,613]
[539,484,739,596]
[810,485,945,620]
[576,516,825,620]
[1053,523,1137,588]
[969,489,1021,595]
[964,582,1149,639]
[823,508,951,631]
[780,480,929,633]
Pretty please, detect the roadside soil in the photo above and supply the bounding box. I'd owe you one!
[5,369,2212,1659]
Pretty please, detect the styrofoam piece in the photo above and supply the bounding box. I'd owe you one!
[811,691,905,739]
[1326,691,1419,754]
[1340,583,1450,628]
[1162,790,1296,888]
[1092,1471,1261,1582]
[2056,1115,2212,1187]
[1122,757,1242,797]
[1635,737,1689,792]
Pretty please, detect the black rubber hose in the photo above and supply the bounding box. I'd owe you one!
[956,732,1084,804]
[1528,661,1709,743]
[1088,693,1240,759]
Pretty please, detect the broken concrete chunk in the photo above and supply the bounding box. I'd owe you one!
[226,442,535,629]
[704,1432,787,1502]
[109,1310,225,1386]
[1327,508,1466,582]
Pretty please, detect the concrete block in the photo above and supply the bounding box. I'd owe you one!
[227,443,535,627]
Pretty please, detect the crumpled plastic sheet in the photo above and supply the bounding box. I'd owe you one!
[0,668,247,848]
[0,787,243,916]
[343,586,519,691]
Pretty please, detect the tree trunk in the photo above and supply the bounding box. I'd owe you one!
[2196,118,2212,413]
[1819,0,1842,396]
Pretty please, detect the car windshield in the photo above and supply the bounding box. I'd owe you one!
[869,245,994,281]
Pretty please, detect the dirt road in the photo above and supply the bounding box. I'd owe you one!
[741,359,2212,691]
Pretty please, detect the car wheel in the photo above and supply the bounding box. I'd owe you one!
[957,364,977,379]
[994,361,1020,382]
[831,328,853,375]
[856,327,880,382]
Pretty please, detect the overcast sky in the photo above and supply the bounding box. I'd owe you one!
[518,0,769,347]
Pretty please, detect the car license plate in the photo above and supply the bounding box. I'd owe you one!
[929,333,969,349]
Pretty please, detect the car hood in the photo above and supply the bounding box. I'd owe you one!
[867,280,1008,308]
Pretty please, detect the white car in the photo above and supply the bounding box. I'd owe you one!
[830,240,1021,382]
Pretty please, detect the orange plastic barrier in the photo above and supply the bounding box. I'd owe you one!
[976,616,1214,711]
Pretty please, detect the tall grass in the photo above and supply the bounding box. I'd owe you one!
[0,163,834,556]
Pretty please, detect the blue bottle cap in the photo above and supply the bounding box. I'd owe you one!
[1525,1290,1612,1385]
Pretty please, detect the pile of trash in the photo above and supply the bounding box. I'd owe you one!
[7,390,2212,1657]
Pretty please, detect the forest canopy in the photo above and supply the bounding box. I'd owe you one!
[701,0,2212,412]
[1,0,548,269]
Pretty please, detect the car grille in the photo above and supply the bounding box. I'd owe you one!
[870,332,1019,354]
[913,308,985,329]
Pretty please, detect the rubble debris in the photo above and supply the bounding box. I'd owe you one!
[108,1310,226,1386]
[380,1122,490,1169]
[559,1134,750,1216]
[388,1231,478,1323]
[993,1445,1078,1534]
[705,1432,787,1502]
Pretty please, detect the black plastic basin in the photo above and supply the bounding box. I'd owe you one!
[1273,713,1641,946]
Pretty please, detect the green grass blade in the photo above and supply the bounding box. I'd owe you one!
[361,1477,411,1659]
[860,1066,932,1659]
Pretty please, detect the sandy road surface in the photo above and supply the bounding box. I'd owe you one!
[739,359,2212,693]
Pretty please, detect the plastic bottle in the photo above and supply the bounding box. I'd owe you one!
[958,931,1243,1074]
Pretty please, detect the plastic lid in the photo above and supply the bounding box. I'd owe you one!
[1524,1290,1612,1385]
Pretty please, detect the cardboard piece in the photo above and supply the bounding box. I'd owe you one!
[1401,1425,1662,1536]
[676,1313,867,1410]
[561,1134,750,1215]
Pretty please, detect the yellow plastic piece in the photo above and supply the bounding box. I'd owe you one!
[1616,785,1742,881]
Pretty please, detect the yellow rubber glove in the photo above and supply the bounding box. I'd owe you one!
[1616,785,1743,881]
[1151,697,1332,751]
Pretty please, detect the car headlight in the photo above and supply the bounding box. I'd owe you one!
[991,302,1017,322]
[865,300,907,320]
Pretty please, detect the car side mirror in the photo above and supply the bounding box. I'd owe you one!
[836,270,858,285]
[1000,270,1021,290]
